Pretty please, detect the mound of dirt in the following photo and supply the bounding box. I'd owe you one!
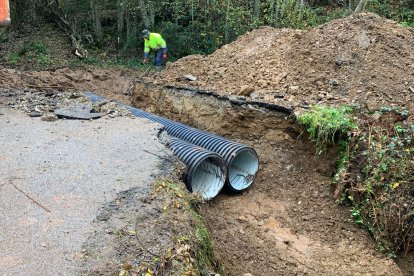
[157,13,414,112]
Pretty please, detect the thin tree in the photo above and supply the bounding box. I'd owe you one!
[138,0,151,28]
[117,0,126,45]
[354,0,368,14]
[90,0,102,41]
[254,0,260,22]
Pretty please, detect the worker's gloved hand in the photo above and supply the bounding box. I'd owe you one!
[162,53,167,60]
[143,58,149,64]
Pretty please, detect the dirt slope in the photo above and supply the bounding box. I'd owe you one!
[158,13,414,111]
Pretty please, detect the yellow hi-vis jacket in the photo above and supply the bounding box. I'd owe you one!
[144,33,167,57]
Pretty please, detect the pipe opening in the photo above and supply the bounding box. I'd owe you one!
[228,149,259,191]
[189,157,226,200]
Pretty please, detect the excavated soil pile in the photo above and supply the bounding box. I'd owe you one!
[157,13,414,111]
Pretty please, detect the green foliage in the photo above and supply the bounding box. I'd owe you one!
[334,108,414,255]
[301,105,414,255]
[7,52,21,65]
[7,42,52,67]
[0,30,7,43]
[297,105,356,154]
[191,210,216,272]
[6,0,414,66]
[369,0,414,27]
[158,21,218,58]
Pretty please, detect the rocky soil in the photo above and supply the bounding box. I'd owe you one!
[157,13,414,113]
[0,67,134,104]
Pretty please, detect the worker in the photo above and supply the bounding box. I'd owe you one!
[141,29,167,72]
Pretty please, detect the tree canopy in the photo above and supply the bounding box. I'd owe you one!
[8,0,414,60]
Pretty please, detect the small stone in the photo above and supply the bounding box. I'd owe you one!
[317,92,326,100]
[42,113,58,122]
[28,111,43,117]
[183,74,197,81]
[293,32,302,39]
[329,79,339,86]
[238,85,255,96]
[357,33,371,49]
[372,113,381,121]
[326,93,335,100]
[286,164,293,171]
[288,85,299,92]
[366,101,380,112]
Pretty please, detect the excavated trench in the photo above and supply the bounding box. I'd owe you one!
[131,82,405,275]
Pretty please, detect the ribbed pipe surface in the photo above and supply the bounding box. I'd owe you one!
[169,138,226,199]
[85,92,260,192]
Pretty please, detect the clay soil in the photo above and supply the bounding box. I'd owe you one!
[143,15,414,273]
[157,13,414,113]
[131,84,409,275]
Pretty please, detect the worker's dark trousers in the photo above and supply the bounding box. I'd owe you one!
[154,49,164,66]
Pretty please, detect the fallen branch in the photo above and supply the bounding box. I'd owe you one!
[9,179,51,213]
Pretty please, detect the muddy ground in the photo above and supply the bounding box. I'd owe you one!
[1,65,413,275]
[133,13,414,274]
[131,83,411,275]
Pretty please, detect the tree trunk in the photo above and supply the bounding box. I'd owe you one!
[117,0,125,45]
[191,0,194,23]
[148,0,155,27]
[274,0,279,28]
[138,0,151,28]
[254,0,260,22]
[354,0,368,14]
[126,5,131,45]
[90,0,103,42]
[281,0,288,18]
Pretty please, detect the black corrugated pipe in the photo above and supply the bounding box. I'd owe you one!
[85,93,226,199]
[169,138,226,200]
[85,92,259,192]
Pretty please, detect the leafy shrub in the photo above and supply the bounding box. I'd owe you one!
[300,106,414,255]
[336,109,414,255]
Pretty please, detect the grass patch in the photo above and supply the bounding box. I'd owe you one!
[7,41,53,68]
[297,105,357,154]
[118,179,224,276]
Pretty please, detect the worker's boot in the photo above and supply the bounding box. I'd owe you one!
[155,66,163,72]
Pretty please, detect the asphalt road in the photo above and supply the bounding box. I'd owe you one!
[0,109,169,276]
